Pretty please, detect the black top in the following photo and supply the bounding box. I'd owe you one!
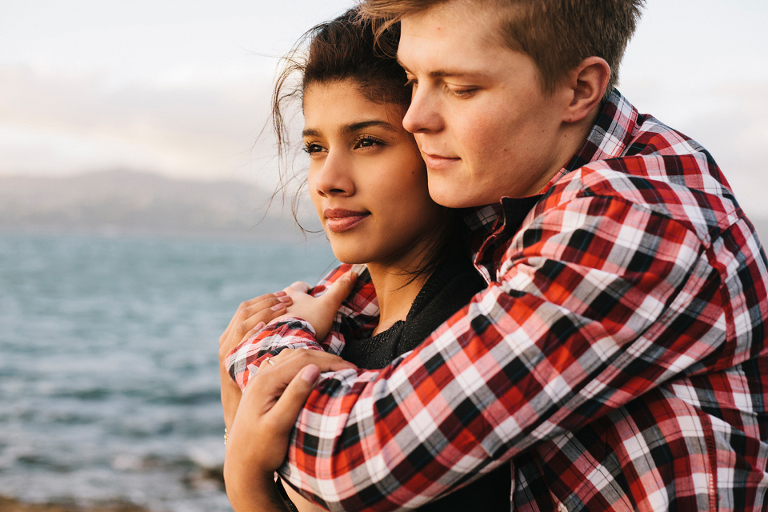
[280,243,511,511]
[341,246,485,369]
[341,247,510,512]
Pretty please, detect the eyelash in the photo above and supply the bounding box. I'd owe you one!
[303,143,324,155]
[303,135,385,155]
[353,135,385,149]
[446,85,477,98]
[405,75,477,99]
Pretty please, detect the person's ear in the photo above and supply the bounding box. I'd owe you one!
[562,56,611,123]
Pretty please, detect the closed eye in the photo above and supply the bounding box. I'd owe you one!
[446,85,478,98]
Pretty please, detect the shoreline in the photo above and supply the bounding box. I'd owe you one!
[0,496,147,512]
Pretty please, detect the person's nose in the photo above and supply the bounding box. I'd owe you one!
[402,84,443,134]
[312,150,355,198]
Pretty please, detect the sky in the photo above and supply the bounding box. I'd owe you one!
[1,0,767,214]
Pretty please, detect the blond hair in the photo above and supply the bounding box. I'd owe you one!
[359,0,645,96]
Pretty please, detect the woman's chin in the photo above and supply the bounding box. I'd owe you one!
[332,253,368,265]
[330,244,372,266]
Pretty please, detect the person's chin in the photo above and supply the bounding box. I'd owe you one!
[427,177,472,209]
[329,239,371,265]
[332,251,370,266]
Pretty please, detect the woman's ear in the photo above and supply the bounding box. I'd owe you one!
[562,56,611,123]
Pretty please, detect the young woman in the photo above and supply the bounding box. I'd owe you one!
[219,9,509,512]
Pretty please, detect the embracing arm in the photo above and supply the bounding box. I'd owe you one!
[219,291,299,429]
[224,350,357,512]
[269,195,733,512]
[226,264,378,389]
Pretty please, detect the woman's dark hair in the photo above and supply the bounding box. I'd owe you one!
[272,8,407,210]
[270,7,467,280]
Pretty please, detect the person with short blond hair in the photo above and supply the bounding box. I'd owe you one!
[224,1,768,511]
[364,0,643,97]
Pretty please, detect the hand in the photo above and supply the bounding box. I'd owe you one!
[219,292,295,429]
[223,350,357,511]
[280,270,357,341]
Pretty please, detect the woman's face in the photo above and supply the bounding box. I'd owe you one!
[303,79,446,268]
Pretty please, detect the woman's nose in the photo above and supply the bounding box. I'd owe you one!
[311,150,355,198]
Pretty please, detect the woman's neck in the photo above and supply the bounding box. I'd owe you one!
[367,261,430,336]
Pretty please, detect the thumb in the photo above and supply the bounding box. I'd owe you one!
[318,270,357,308]
[269,364,321,429]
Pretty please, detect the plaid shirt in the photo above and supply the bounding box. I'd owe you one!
[227,91,768,512]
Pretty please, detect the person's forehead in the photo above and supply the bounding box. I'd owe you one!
[303,81,404,133]
[399,0,507,42]
[397,0,510,60]
[397,4,514,74]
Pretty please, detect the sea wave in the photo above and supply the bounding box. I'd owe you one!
[0,232,334,511]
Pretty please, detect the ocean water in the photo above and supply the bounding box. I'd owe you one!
[0,232,335,511]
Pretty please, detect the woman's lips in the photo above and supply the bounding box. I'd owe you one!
[324,208,370,233]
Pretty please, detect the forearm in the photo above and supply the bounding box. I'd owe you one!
[225,468,291,512]
[277,202,712,511]
[277,308,520,511]
[226,319,328,390]
[220,367,241,430]
[226,264,377,390]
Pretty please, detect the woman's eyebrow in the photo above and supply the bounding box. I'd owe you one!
[303,120,397,138]
[342,120,397,134]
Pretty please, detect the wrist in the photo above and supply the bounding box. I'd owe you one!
[225,464,286,512]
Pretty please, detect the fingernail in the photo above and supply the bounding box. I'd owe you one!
[271,303,286,311]
[274,291,286,297]
[301,365,320,383]
[254,322,265,331]
[278,296,292,303]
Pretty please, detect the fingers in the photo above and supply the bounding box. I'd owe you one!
[317,270,357,307]
[234,299,284,337]
[260,349,357,375]
[241,293,293,319]
[287,281,311,293]
[234,351,357,466]
[239,321,266,346]
[267,364,321,428]
[227,294,294,348]
[219,292,287,348]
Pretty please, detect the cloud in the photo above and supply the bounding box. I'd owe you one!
[617,76,768,217]
[0,64,287,184]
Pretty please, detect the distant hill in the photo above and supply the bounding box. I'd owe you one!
[2,169,768,245]
[0,170,318,239]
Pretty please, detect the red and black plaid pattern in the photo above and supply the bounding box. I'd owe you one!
[227,263,379,389]
[227,90,768,512]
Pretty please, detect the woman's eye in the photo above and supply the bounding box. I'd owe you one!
[303,143,325,155]
[353,136,385,150]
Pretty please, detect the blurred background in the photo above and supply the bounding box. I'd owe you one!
[1,0,766,511]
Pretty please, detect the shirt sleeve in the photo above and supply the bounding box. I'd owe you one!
[225,263,378,389]
[276,194,723,512]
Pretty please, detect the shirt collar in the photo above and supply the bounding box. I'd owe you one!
[560,89,639,176]
[464,89,639,236]
[464,203,503,236]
